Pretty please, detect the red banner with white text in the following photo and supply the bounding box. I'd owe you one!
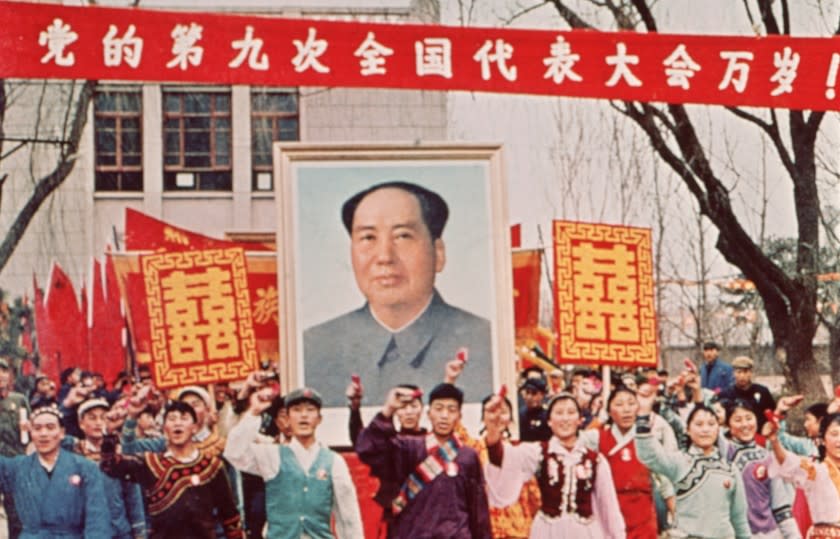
[1,1,840,110]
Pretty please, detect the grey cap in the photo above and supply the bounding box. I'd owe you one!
[285,387,322,409]
[731,356,754,370]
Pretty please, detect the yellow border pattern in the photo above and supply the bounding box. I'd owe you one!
[142,248,258,388]
[553,221,657,367]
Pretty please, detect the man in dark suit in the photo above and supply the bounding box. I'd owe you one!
[718,356,776,428]
[304,181,492,407]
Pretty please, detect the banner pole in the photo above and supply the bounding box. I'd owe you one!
[602,365,611,411]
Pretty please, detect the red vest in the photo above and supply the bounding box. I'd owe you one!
[537,442,597,519]
[599,427,658,539]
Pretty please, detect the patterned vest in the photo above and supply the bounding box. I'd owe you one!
[143,451,222,516]
[537,441,598,519]
[265,444,334,539]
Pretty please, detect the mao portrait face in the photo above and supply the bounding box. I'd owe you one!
[348,184,446,329]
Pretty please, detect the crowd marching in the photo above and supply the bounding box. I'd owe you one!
[0,340,837,538]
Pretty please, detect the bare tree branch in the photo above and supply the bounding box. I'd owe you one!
[757,0,780,34]
[0,173,6,216]
[807,110,826,134]
[0,81,94,273]
[741,0,758,30]
[780,0,790,35]
[604,0,634,30]
[501,1,550,26]
[725,106,796,178]
[630,0,657,32]
[548,0,594,29]
[618,101,708,209]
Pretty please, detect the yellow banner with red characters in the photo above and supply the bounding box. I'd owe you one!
[141,247,259,388]
[553,221,657,367]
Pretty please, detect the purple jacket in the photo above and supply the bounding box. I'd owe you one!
[356,412,491,539]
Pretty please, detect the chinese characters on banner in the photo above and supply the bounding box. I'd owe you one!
[1,0,839,111]
[141,247,258,388]
[553,221,657,367]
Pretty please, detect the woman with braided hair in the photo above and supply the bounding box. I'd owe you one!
[635,386,750,539]
[483,392,626,538]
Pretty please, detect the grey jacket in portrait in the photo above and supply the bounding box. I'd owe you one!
[303,290,493,407]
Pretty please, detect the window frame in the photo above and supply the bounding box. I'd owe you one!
[251,88,300,191]
[162,87,233,191]
[93,86,143,192]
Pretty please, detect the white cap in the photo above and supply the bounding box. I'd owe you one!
[175,386,212,408]
[77,398,110,418]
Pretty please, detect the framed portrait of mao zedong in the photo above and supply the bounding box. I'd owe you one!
[274,143,515,445]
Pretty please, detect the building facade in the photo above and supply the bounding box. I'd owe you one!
[0,0,446,293]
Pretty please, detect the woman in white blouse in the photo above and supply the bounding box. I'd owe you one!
[766,412,840,539]
[483,393,626,539]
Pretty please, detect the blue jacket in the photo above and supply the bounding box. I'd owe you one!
[0,449,111,538]
[700,359,735,392]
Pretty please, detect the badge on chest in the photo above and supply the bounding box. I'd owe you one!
[620,448,632,462]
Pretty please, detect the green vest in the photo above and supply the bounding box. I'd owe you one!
[265,444,335,539]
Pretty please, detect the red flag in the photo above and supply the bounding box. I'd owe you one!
[91,256,127,385]
[108,253,152,364]
[510,224,522,249]
[512,249,542,332]
[125,208,273,252]
[44,263,86,376]
[32,273,58,383]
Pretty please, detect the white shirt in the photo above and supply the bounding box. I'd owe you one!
[224,414,363,539]
[487,437,626,539]
[770,450,840,524]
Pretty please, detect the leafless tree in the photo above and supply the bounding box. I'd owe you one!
[543,0,837,399]
[0,79,94,276]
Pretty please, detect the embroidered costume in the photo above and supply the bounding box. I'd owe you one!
[486,437,626,539]
[769,449,840,539]
[471,436,541,539]
[635,415,750,539]
[101,448,243,539]
[121,420,226,458]
[356,412,491,539]
[723,438,800,538]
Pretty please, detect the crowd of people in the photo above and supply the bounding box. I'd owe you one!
[0,342,835,538]
[344,342,840,539]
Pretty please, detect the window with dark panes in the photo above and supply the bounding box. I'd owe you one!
[94,89,142,191]
[251,89,299,191]
[163,89,232,191]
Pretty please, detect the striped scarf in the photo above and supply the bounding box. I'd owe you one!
[392,434,461,516]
